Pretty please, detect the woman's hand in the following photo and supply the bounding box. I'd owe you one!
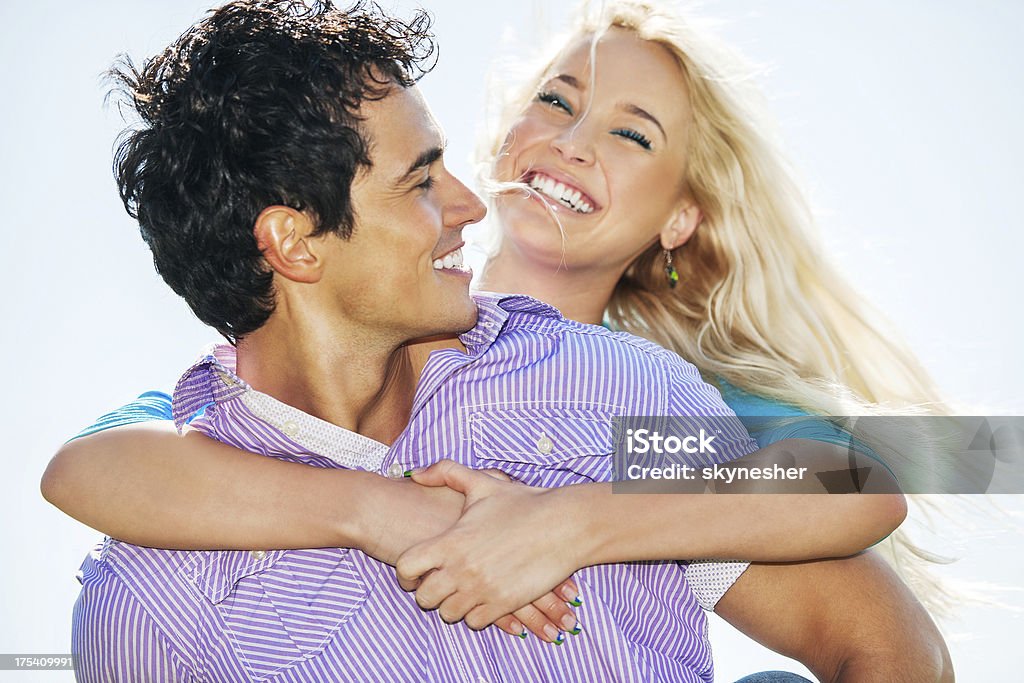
[395,460,587,642]
[358,478,466,566]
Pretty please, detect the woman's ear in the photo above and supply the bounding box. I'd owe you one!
[660,200,703,251]
[253,206,323,284]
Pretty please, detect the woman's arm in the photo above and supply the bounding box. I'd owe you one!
[588,436,905,562]
[41,415,579,642]
[41,421,451,556]
[395,440,907,629]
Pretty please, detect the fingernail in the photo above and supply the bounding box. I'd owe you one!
[567,595,582,607]
[517,629,528,639]
[560,614,577,631]
[561,586,579,604]
[543,624,560,642]
[569,622,583,636]
[403,469,414,478]
[551,631,565,646]
[510,621,527,639]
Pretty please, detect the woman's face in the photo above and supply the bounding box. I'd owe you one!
[493,27,697,274]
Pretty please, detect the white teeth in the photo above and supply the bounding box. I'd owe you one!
[433,247,466,271]
[526,173,594,214]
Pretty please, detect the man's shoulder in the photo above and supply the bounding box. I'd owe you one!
[469,292,708,399]
[475,292,685,365]
[170,343,244,429]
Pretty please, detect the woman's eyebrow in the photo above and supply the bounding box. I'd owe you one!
[552,73,582,89]
[549,73,666,141]
[619,102,666,141]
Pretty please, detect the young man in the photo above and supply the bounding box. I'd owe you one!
[49,2,949,681]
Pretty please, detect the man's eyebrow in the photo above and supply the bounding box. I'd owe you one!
[397,144,445,184]
[620,102,666,141]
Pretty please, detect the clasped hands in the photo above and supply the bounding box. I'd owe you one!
[385,459,586,643]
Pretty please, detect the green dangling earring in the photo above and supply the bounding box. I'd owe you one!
[664,248,679,289]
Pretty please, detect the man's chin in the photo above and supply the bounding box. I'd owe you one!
[407,302,478,344]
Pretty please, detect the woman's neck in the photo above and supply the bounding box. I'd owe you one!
[477,247,620,326]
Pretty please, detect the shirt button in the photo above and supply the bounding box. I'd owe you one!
[250,550,267,561]
[388,463,406,479]
[282,420,299,437]
[536,433,554,455]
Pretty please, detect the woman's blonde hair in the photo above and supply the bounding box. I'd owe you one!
[478,0,960,616]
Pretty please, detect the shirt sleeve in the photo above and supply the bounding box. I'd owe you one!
[657,357,756,609]
[70,391,173,441]
[661,355,760,465]
[73,550,195,683]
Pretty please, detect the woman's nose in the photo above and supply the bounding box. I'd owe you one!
[550,122,595,165]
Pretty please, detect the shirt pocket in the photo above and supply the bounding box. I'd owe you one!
[186,547,371,681]
[467,405,615,484]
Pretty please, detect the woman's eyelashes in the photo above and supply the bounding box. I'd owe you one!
[537,90,573,115]
[612,128,653,150]
[416,175,435,191]
[534,91,654,150]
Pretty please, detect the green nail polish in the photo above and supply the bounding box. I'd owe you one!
[551,631,565,646]
[403,469,414,478]
[569,624,582,636]
[517,630,528,639]
[568,597,582,607]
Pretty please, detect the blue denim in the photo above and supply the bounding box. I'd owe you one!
[734,672,813,683]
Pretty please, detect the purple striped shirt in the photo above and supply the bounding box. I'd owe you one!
[73,293,757,682]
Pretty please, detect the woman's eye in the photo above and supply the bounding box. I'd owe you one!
[612,128,653,150]
[417,175,435,191]
[536,91,573,115]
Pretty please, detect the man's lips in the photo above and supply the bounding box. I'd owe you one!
[432,244,469,271]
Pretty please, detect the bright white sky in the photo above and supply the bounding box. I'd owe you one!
[2,1,1021,680]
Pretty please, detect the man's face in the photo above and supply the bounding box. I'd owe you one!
[318,85,485,344]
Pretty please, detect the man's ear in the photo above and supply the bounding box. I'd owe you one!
[253,206,322,284]
[660,200,703,251]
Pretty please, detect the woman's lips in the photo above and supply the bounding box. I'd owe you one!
[522,170,599,214]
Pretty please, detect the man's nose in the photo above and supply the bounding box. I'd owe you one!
[446,174,487,229]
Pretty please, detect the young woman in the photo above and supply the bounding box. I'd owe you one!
[42,0,947,670]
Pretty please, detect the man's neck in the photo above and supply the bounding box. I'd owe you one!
[235,312,464,444]
[358,336,464,444]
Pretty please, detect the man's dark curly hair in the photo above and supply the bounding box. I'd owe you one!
[109,0,436,341]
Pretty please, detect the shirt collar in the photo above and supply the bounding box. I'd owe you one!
[459,291,562,354]
[172,344,248,430]
[171,293,562,428]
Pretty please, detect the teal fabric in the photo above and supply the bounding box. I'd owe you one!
[716,378,890,475]
[71,391,173,441]
[717,378,849,447]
